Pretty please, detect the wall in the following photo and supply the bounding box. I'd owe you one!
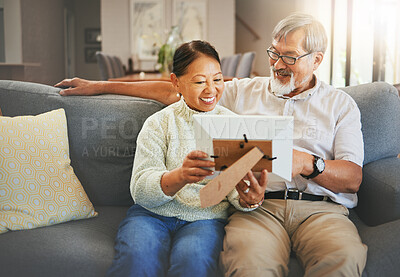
[0,0,66,85]
[101,0,131,69]
[0,5,5,62]
[236,0,332,81]
[235,0,297,77]
[72,0,100,80]
[101,0,235,71]
[294,0,331,83]
[0,0,334,84]
[20,0,65,85]
[0,0,101,84]
[3,0,22,63]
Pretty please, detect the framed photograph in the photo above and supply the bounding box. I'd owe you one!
[193,114,294,183]
[130,0,165,61]
[173,0,207,42]
[85,47,100,63]
[85,28,101,44]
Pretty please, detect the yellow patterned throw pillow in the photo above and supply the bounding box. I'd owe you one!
[0,109,97,233]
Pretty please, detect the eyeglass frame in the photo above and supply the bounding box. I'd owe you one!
[267,48,314,65]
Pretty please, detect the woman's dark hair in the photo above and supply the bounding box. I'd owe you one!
[172,40,221,77]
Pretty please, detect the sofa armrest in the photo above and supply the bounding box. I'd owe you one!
[355,157,400,226]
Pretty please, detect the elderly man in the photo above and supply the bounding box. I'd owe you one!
[56,13,367,276]
[218,14,367,277]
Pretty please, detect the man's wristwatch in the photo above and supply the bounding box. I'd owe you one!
[301,154,325,179]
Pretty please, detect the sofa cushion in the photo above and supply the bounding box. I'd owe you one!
[355,157,400,226]
[0,109,97,233]
[350,210,400,277]
[0,206,129,277]
[0,80,166,206]
[342,82,400,165]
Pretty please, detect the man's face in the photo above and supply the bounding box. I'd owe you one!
[269,29,322,96]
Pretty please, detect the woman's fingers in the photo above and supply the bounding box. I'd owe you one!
[237,170,268,208]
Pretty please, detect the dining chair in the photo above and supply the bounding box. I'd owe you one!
[113,56,126,77]
[221,53,242,77]
[221,56,229,75]
[96,52,114,80]
[96,52,126,80]
[235,51,256,78]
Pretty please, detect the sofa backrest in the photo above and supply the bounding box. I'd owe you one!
[1,80,399,206]
[0,80,166,206]
[342,82,400,165]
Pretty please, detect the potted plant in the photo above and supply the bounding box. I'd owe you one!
[157,26,183,77]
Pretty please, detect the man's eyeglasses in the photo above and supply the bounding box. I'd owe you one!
[267,49,313,65]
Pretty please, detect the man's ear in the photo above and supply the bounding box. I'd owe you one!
[313,52,324,71]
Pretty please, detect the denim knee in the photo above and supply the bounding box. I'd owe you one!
[107,205,171,277]
[168,219,226,277]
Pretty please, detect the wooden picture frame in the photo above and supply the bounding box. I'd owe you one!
[85,28,101,44]
[212,139,273,172]
[84,47,100,63]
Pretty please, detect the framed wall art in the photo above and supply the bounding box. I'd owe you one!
[130,0,165,61]
[84,47,100,63]
[173,0,207,42]
[85,28,101,44]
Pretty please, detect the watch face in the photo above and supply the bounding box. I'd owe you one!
[316,158,325,172]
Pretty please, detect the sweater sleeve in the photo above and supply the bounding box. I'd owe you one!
[130,113,174,208]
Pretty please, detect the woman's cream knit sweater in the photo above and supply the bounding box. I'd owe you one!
[130,98,252,221]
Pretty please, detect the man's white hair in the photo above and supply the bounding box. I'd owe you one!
[272,13,327,54]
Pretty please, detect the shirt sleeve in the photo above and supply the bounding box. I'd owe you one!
[130,113,174,208]
[219,79,239,110]
[333,95,364,167]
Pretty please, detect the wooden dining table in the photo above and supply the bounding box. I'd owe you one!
[109,73,235,82]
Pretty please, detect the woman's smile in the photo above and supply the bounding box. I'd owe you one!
[200,96,216,104]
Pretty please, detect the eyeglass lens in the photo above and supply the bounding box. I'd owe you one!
[267,50,296,65]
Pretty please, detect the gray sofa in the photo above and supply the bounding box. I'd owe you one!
[0,80,399,277]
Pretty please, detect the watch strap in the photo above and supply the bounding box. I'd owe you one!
[301,154,324,179]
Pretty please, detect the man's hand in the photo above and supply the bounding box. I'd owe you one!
[292,149,314,177]
[236,170,268,208]
[55,77,103,96]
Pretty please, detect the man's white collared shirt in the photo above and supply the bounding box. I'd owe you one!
[219,76,364,208]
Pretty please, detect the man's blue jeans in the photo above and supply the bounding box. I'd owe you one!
[107,204,227,277]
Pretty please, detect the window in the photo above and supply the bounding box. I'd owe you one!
[301,0,400,86]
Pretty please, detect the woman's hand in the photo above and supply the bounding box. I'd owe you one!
[55,77,104,96]
[236,170,268,208]
[161,151,215,196]
[179,150,215,184]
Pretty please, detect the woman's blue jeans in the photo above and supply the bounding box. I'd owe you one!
[106,204,227,277]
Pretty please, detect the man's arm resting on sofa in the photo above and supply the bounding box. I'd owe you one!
[55,77,179,106]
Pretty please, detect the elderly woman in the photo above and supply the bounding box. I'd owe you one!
[104,40,268,277]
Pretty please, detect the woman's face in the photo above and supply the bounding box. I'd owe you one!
[171,54,224,112]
